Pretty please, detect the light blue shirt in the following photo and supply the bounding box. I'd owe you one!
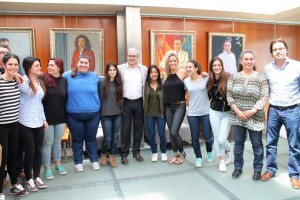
[18,75,46,128]
[264,57,300,106]
[184,76,210,116]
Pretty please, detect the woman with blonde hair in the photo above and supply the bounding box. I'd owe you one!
[163,53,187,164]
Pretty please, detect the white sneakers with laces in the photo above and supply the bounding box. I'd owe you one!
[161,153,168,162]
[219,160,227,172]
[151,153,158,162]
[75,164,84,172]
[91,162,100,170]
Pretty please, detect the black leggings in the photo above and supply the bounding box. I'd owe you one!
[19,123,44,181]
[0,122,19,193]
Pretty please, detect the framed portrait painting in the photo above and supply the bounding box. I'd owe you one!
[208,32,246,74]
[150,30,196,76]
[50,28,104,75]
[0,27,35,74]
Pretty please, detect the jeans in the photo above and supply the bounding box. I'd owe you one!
[145,116,167,154]
[187,114,213,158]
[67,111,100,164]
[233,125,264,171]
[19,123,44,180]
[209,109,231,157]
[265,105,300,178]
[121,98,144,157]
[101,114,122,155]
[165,103,186,153]
[42,123,66,166]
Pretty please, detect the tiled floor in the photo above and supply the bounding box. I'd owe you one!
[3,136,300,200]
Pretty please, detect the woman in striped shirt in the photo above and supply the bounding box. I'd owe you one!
[0,54,27,200]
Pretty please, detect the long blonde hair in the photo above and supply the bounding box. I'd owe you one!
[164,52,179,77]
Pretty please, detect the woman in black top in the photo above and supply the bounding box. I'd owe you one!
[42,57,67,179]
[163,53,187,164]
[207,57,231,172]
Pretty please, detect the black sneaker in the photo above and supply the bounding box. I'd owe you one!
[9,183,28,197]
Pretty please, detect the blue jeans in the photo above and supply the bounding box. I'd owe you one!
[165,103,186,153]
[42,123,66,166]
[265,105,300,178]
[67,111,100,164]
[101,114,122,155]
[187,114,213,158]
[145,116,167,154]
[233,125,264,171]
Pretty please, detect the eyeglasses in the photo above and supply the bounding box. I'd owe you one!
[0,51,9,55]
[273,47,286,52]
[127,55,138,58]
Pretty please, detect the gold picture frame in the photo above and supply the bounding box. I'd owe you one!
[50,28,104,75]
[150,30,196,74]
[208,32,246,73]
[0,27,36,68]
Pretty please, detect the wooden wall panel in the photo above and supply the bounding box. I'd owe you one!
[142,17,300,73]
[0,15,117,72]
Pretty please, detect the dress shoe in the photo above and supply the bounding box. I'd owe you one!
[232,169,242,179]
[291,177,300,189]
[252,171,261,181]
[121,156,129,165]
[261,171,275,181]
[133,154,144,162]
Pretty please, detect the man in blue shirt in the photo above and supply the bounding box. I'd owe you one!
[261,38,300,189]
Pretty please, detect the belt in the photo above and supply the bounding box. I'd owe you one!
[270,104,299,111]
[124,97,142,101]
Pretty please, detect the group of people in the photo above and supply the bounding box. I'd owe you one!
[0,38,299,200]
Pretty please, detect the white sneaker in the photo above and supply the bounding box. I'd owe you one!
[151,153,158,162]
[25,179,38,192]
[91,162,100,170]
[75,164,84,172]
[224,152,231,165]
[161,153,168,162]
[34,177,47,189]
[219,160,227,172]
[0,193,5,200]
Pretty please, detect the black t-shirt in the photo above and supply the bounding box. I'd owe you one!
[42,76,67,124]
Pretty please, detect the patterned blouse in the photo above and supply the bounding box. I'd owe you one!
[227,72,269,131]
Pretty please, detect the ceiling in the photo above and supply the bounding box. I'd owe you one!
[0,1,300,24]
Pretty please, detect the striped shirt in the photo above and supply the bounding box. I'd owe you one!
[0,76,20,124]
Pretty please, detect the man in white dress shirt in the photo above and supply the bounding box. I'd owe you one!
[218,38,237,74]
[117,47,148,165]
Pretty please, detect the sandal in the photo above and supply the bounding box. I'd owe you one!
[168,154,179,164]
[175,152,186,164]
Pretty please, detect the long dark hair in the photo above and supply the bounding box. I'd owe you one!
[146,65,162,90]
[71,54,90,78]
[43,57,64,88]
[207,57,228,98]
[103,62,123,105]
[22,56,46,95]
[74,35,92,50]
